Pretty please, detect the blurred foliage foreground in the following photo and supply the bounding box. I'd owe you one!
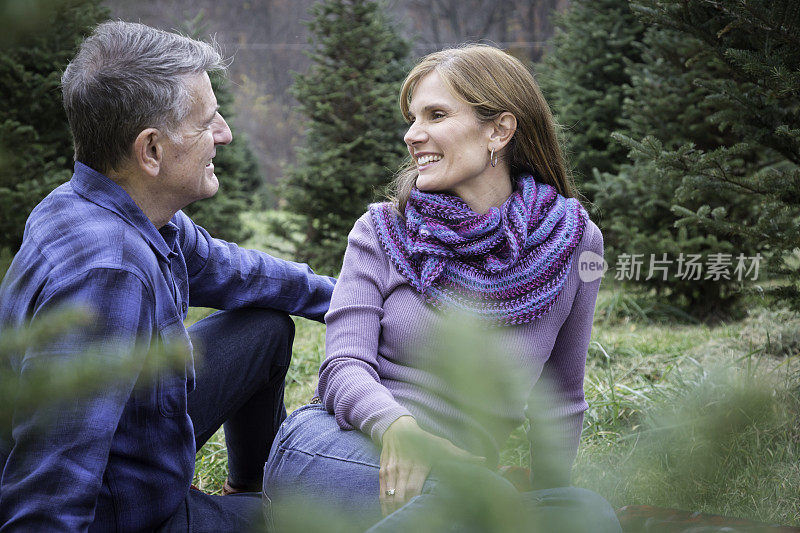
[190,294,800,531]
[0,308,189,429]
[2,242,796,529]
[4,280,796,530]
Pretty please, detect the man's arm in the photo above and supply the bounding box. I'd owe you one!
[175,211,336,321]
[0,268,153,532]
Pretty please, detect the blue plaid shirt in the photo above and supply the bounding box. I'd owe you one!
[0,162,335,531]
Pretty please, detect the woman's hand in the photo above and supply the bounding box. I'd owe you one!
[378,415,484,516]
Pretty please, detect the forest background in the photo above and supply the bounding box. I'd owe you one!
[1,0,799,530]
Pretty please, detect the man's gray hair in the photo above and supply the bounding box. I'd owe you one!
[61,20,227,173]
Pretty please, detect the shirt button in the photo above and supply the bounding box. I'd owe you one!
[181,303,188,313]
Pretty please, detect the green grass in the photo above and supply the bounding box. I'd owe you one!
[573,303,800,526]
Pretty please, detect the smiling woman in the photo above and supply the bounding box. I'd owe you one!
[393,44,578,215]
[403,71,516,214]
[263,44,621,532]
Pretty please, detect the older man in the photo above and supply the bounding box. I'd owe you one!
[0,21,335,532]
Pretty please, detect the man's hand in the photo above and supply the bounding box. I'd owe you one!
[378,415,484,516]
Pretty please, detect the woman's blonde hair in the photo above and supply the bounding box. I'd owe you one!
[391,44,577,212]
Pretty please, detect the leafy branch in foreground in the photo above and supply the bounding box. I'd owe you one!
[0,307,189,428]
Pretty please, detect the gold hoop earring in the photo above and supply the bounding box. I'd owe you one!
[490,148,497,168]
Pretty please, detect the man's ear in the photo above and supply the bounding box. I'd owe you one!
[489,112,517,151]
[133,128,164,177]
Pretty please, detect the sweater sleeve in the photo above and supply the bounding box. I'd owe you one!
[526,220,603,489]
[317,213,413,443]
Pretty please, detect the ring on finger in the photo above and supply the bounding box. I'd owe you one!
[385,488,396,496]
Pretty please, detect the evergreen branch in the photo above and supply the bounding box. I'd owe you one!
[0,307,188,428]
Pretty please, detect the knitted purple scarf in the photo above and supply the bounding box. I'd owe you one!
[369,174,588,326]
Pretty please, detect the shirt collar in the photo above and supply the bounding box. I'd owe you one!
[70,161,178,261]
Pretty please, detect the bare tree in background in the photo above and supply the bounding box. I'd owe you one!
[397,0,567,62]
[404,0,508,45]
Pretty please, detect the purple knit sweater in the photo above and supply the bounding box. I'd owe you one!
[317,211,603,467]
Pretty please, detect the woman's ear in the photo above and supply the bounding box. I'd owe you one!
[133,127,164,178]
[489,112,517,151]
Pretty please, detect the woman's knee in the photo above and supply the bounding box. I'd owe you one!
[273,405,380,461]
[264,404,381,493]
[264,405,383,528]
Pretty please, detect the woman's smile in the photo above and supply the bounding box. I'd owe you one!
[414,152,443,171]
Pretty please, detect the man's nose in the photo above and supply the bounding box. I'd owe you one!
[214,113,233,145]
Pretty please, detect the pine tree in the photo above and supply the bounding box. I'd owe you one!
[539,0,645,197]
[0,0,109,251]
[180,14,265,243]
[594,24,761,318]
[621,0,800,311]
[540,0,757,317]
[273,0,411,274]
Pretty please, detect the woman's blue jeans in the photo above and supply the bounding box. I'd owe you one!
[263,403,622,532]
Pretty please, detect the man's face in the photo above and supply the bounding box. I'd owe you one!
[160,72,232,210]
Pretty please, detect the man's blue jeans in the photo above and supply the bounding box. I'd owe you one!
[157,308,294,532]
[264,403,622,532]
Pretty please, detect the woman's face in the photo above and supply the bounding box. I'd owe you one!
[404,72,495,198]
